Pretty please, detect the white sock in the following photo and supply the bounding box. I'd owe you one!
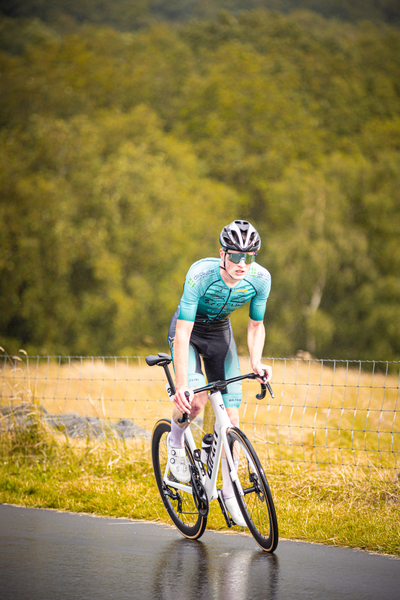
[169,419,185,448]
[222,458,239,499]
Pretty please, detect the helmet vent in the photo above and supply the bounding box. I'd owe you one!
[219,220,261,252]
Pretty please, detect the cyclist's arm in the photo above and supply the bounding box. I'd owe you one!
[173,318,195,413]
[247,317,272,382]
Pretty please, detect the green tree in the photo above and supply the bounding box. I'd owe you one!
[0,106,241,354]
[1,11,400,360]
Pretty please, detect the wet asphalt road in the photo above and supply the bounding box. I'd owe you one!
[0,504,399,600]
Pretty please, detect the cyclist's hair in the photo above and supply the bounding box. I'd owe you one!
[220,220,261,252]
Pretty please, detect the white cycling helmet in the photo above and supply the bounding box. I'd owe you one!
[220,220,261,252]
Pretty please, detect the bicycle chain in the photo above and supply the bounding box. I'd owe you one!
[189,465,209,518]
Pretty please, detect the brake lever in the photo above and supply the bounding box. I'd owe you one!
[266,382,274,398]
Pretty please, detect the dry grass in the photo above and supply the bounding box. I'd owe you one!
[1,353,399,471]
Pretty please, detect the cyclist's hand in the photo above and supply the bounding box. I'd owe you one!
[174,386,193,414]
[253,363,272,384]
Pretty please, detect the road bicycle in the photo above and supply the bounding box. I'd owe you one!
[146,352,278,553]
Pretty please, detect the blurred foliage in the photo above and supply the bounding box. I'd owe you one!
[0,7,400,360]
[1,1,400,30]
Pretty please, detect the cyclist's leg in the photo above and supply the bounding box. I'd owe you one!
[169,341,208,436]
[226,407,239,426]
[168,310,208,440]
[202,320,242,413]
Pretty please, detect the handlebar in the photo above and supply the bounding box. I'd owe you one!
[192,372,274,399]
[177,372,274,424]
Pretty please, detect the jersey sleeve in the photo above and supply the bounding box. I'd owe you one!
[177,265,201,322]
[248,267,271,321]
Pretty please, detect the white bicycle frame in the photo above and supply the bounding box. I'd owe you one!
[163,390,246,502]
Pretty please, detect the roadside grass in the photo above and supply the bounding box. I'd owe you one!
[1,413,399,556]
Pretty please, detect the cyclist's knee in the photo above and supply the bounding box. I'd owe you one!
[190,391,208,418]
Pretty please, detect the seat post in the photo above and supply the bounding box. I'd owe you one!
[162,363,176,397]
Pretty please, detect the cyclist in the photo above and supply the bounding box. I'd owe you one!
[167,220,272,526]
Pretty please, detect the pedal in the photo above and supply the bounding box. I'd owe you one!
[217,489,234,528]
[163,484,183,513]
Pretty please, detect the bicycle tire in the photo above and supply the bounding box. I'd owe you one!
[151,419,207,540]
[227,427,278,553]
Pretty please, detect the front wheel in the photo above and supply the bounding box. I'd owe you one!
[151,419,207,540]
[227,427,278,553]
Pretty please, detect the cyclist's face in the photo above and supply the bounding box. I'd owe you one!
[220,249,255,281]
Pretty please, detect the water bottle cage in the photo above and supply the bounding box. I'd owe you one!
[200,433,214,465]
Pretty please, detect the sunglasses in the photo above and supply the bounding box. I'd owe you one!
[225,251,257,264]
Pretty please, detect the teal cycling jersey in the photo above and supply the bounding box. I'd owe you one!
[178,258,271,323]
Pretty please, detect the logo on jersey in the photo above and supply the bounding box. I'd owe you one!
[249,265,257,277]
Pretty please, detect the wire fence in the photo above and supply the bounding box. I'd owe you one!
[1,353,399,473]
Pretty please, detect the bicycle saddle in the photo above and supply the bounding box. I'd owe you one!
[145,353,172,366]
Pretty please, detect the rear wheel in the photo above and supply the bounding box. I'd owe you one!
[152,419,207,540]
[227,427,278,553]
